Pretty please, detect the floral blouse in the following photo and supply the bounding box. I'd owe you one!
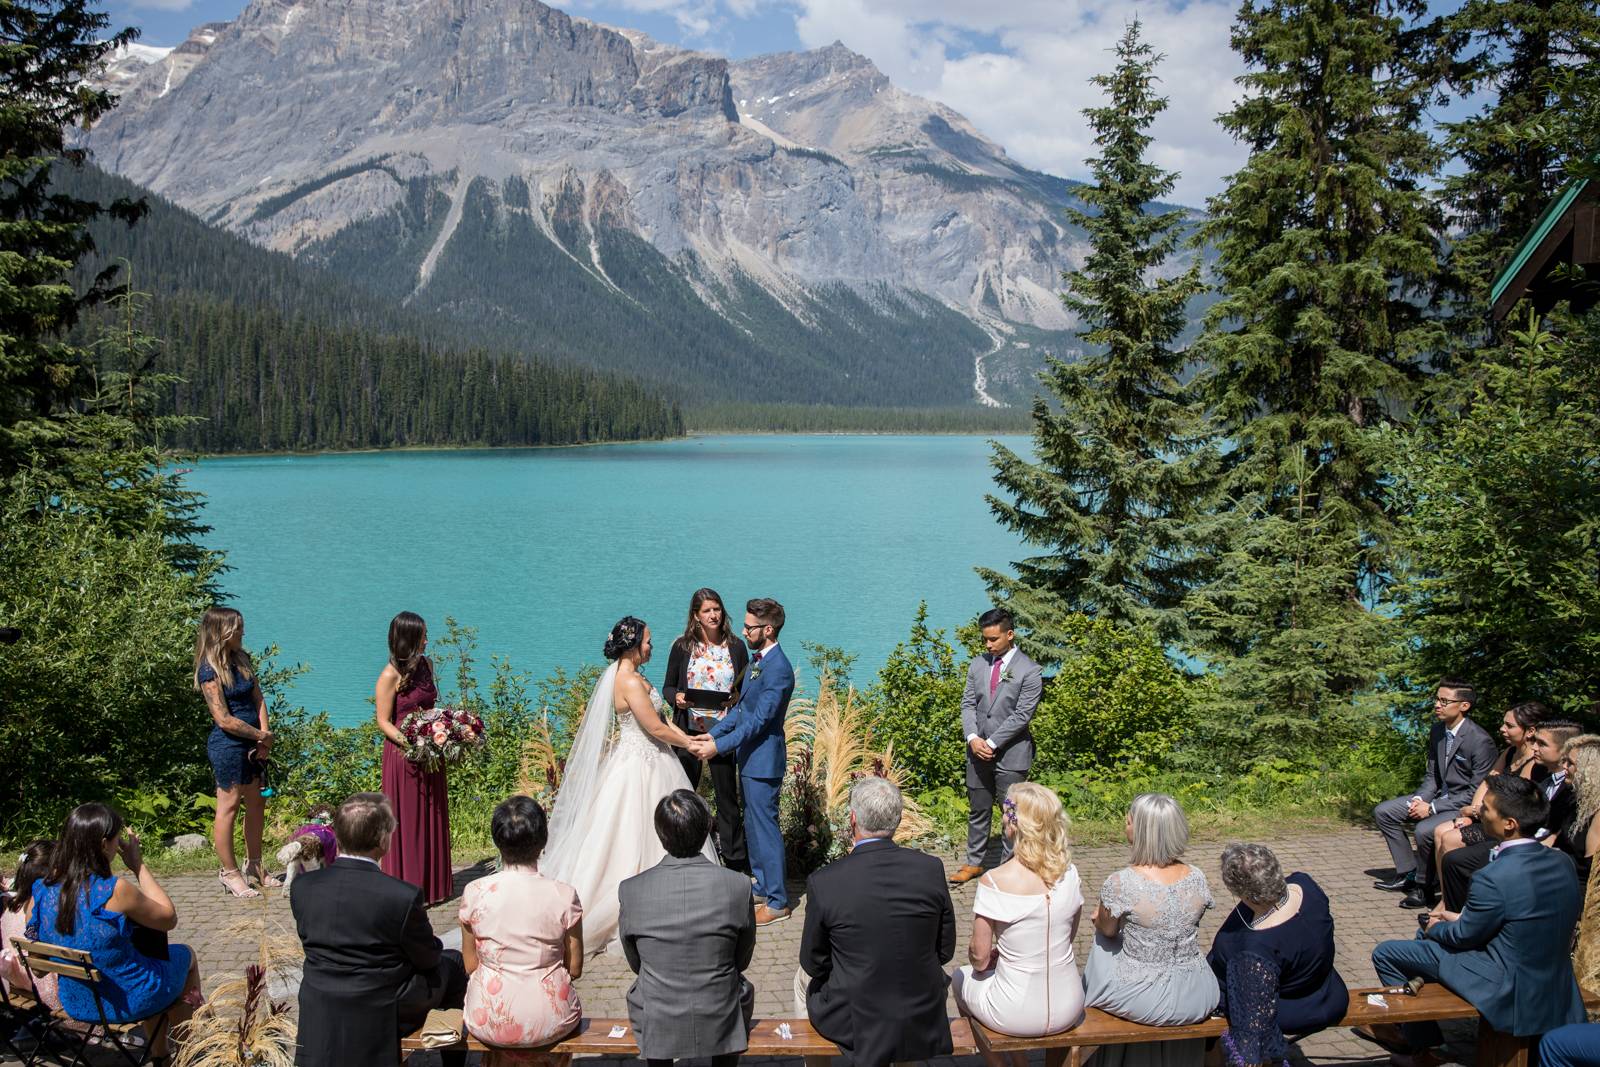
[686,643,736,723]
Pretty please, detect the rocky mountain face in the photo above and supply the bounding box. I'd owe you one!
[84,0,1111,406]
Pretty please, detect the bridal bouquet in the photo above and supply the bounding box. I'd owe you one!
[398,707,486,770]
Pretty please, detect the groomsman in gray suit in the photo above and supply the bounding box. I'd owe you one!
[1372,679,1498,909]
[951,607,1043,885]
[619,790,756,1067]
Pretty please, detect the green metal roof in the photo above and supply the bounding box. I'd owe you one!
[1490,176,1592,310]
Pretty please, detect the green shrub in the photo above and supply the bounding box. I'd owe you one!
[867,603,969,790]
[0,493,217,840]
[1032,616,1191,772]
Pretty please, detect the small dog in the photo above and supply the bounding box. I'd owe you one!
[276,804,338,889]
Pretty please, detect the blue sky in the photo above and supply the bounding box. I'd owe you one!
[108,0,1470,205]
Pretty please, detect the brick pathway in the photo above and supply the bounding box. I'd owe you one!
[4,827,1483,1066]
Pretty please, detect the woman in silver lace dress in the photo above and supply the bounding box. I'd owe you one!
[1084,794,1221,1067]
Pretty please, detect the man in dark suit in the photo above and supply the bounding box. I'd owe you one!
[690,597,795,926]
[620,790,756,1067]
[1362,774,1585,1062]
[290,792,467,1067]
[800,777,957,1067]
[951,606,1044,885]
[1372,679,1498,908]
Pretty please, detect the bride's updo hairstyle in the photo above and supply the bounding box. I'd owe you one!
[604,616,647,661]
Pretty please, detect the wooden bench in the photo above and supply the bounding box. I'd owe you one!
[970,984,1594,1067]
[403,985,1596,1065]
[401,1016,977,1064]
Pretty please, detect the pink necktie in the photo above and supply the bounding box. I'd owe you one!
[990,657,1002,698]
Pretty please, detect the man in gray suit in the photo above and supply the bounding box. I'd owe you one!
[619,790,756,1067]
[951,607,1044,885]
[1372,679,1498,908]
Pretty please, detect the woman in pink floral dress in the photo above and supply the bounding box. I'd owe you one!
[460,796,583,1059]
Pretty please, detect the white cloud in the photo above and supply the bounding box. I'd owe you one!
[787,0,1248,205]
[125,0,198,11]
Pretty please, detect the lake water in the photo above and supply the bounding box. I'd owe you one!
[186,434,1028,726]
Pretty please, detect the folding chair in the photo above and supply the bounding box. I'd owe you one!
[1,968,52,1066]
[11,937,172,1067]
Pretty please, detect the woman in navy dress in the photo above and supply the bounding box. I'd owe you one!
[376,611,453,904]
[28,804,202,1059]
[1207,843,1346,1067]
[194,607,276,898]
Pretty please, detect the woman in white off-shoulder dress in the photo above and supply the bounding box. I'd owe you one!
[954,782,1085,1065]
[540,616,717,954]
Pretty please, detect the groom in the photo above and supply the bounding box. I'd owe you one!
[689,597,794,926]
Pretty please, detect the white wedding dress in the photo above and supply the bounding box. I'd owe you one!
[540,663,717,954]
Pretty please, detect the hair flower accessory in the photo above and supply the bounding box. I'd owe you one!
[1002,796,1019,828]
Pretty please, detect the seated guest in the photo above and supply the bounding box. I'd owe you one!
[1085,794,1219,1067]
[1373,679,1497,909]
[458,796,583,1050]
[800,777,956,1067]
[954,782,1085,1064]
[1436,720,1578,913]
[1541,1023,1600,1067]
[2,841,62,1011]
[1207,844,1347,1066]
[291,792,467,1067]
[27,805,202,1059]
[1429,701,1548,881]
[620,790,756,1067]
[1364,774,1584,1060]
[1550,735,1600,882]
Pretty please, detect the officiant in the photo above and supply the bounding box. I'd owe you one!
[663,588,750,875]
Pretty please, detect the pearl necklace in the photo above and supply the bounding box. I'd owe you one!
[1245,890,1292,929]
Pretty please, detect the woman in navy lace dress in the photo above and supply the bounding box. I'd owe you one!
[194,607,276,899]
[1206,843,1346,1067]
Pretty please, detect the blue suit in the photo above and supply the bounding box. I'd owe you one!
[1373,840,1584,1045]
[710,643,794,910]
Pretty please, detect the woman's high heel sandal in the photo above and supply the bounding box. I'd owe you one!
[219,868,261,898]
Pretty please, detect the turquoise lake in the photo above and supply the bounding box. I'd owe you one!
[187,434,1029,726]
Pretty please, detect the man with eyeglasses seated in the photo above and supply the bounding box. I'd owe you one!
[1372,679,1498,909]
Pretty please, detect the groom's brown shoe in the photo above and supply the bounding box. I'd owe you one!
[754,904,791,927]
[949,865,985,885]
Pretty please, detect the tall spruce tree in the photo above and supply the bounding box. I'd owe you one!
[1438,0,1600,324]
[0,0,142,479]
[981,21,1209,657]
[1187,0,1442,718]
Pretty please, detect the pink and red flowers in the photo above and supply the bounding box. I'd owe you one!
[398,706,486,771]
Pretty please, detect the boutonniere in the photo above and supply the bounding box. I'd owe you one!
[1000,669,1014,685]
[750,665,764,680]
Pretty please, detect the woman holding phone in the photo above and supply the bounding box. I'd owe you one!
[662,588,749,874]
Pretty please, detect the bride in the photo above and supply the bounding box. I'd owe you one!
[541,616,718,953]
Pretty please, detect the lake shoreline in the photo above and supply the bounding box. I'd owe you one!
[190,428,1017,459]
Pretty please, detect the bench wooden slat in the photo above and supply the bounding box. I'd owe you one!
[402,1015,974,1058]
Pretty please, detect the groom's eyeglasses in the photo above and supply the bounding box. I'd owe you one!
[742,623,769,633]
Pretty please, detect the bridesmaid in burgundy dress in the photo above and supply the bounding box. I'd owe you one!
[375,611,453,904]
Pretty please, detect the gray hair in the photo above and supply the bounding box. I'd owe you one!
[850,776,903,838]
[1219,842,1286,904]
[1127,793,1189,866]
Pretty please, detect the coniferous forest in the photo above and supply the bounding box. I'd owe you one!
[59,164,683,452]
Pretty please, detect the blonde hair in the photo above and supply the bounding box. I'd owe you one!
[193,606,253,691]
[1563,734,1600,833]
[1007,782,1070,885]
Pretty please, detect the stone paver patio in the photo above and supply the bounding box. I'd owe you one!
[5,826,1485,1066]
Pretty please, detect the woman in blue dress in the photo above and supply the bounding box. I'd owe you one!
[28,803,202,1060]
[194,606,277,898]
